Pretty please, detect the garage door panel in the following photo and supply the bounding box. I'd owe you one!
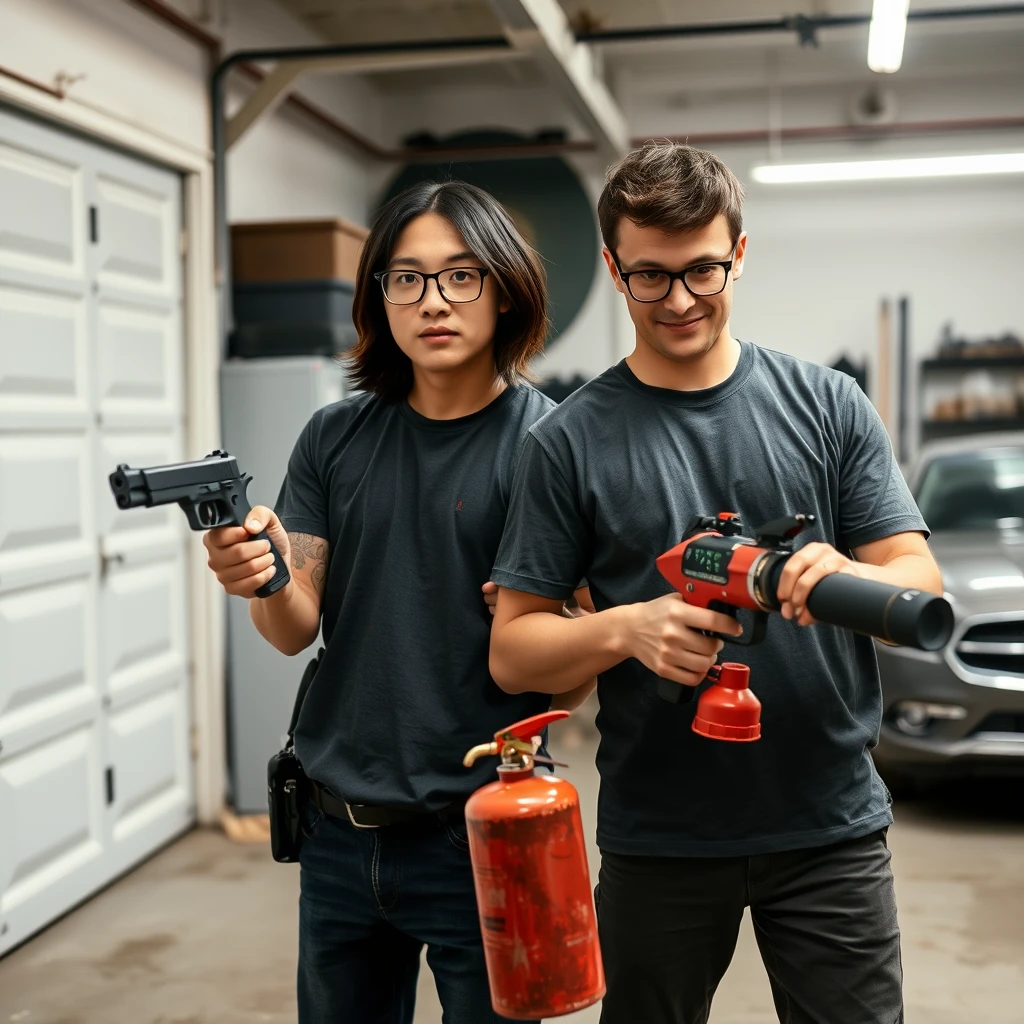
[95,174,174,296]
[97,301,180,427]
[0,579,97,754]
[0,283,89,428]
[0,137,84,280]
[0,106,191,956]
[107,687,189,842]
[102,559,185,699]
[0,726,104,914]
[0,434,94,590]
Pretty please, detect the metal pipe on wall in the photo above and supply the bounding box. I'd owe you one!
[0,64,67,99]
[124,0,222,55]
[122,0,1024,369]
[575,5,1024,45]
[129,0,587,162]
[640,116,1024,149]
[127,0,1024,166]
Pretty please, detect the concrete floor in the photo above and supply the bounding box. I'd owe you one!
[2,716,1023,1024]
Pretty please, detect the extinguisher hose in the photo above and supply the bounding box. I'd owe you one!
[762,554,953,651]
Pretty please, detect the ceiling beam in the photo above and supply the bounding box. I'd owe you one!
[226,43,523,150]
[489,0,629,161]
[226,62,305,149]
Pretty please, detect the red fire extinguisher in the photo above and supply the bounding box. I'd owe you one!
[462,709,605,1019]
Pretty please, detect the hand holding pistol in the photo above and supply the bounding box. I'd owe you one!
[108,449,290,598]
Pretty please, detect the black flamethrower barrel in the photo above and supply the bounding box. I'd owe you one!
[760,554,954,651]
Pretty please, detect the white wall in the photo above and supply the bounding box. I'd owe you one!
[5,1,1021,407]
[374,44,1024,399]
[730,156,1024,449]
[3,0,209,151]
[727,149,1024,372]
[1,0,382,225]
[604,37,1024,404]
[532,164,633,380]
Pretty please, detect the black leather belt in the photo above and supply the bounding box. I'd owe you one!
[308,779,466,830]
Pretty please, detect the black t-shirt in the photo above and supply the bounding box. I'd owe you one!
[492,342,928,857]
[275,384,553,810]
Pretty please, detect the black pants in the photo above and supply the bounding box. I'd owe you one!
[597,829,903,1024]
[297,803,524,1023]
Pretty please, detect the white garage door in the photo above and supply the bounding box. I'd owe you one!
[0,107,193,956]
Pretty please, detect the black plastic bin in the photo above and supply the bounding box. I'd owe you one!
[229,322,357,359]
[232,278,355,326]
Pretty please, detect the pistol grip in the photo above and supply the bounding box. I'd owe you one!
[252,528,291,598]
[233,477,291,599]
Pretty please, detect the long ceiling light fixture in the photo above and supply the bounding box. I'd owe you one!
[868,0,910,73]
[751,152,1024,184]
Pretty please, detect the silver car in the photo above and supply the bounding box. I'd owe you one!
[873,433,1024,790]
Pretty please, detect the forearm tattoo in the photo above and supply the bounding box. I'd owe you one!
[288,532,329,591]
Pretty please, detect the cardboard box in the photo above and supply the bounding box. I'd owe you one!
[231,218,369,283]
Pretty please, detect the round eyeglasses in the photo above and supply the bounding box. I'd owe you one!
[374,267,490,305]
[613,255,734,303]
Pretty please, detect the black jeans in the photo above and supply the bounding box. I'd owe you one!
[597,829,903,1024]
[297,801,533,1024]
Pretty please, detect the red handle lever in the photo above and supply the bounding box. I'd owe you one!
[496,709,570,743]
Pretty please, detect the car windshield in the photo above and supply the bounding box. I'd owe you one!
[916,447,1024,531]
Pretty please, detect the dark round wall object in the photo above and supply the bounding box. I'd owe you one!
[381,130,598,344]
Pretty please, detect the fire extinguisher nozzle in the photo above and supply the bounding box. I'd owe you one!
[463,741,500,767]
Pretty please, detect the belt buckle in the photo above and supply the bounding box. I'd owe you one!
[345,801,380,830]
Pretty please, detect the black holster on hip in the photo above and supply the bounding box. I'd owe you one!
[267,648,322,863]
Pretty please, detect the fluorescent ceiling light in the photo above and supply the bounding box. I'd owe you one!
[868,0,910,73]
[751,152,1024,184]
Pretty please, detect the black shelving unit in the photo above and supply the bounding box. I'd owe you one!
[919,350,1024,445]
[921,355,1024,372]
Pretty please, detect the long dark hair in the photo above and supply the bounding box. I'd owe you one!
[348,181,548,400]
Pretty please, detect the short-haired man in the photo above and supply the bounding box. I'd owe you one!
[489,143,941,1024]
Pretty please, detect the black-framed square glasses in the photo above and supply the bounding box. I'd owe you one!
[611,252,734,303]
[374,267,490,305]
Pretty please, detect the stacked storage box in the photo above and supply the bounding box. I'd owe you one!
[229,218,368,357]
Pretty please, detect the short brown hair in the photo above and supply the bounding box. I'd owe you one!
[348,181,548,401]
[598,142,745,251]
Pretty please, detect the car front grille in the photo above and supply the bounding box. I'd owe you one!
[955,620,1024,675]
[970,712,1024,736]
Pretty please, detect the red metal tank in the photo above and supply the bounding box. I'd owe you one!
[463,710,605,1019]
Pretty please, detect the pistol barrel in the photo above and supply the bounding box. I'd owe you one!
[109,465,150,509]
[109,453,239,509]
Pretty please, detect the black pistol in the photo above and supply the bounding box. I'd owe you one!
[108,449,290,598]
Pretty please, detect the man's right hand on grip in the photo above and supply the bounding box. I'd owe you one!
[624,594,741,689]
[204,505,292,599]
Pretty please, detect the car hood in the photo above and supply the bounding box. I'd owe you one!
[930,531,1024,618]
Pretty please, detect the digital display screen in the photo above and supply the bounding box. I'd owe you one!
[683,540,731,585]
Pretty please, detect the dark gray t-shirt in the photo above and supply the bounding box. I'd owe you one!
[276,384,553,810]
[492,342,928,857]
